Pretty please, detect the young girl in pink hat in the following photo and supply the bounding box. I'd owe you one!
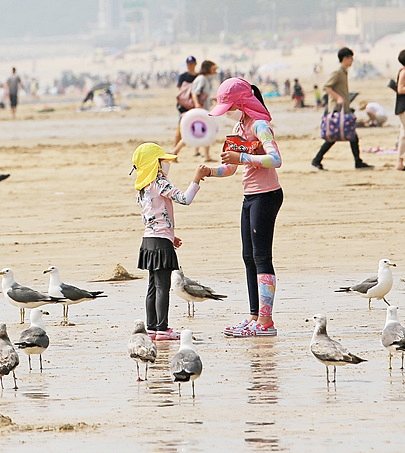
[207,77,283,337]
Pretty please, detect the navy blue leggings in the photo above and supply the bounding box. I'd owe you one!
[241,188,283,316]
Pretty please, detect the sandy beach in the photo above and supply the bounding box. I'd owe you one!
[1,41,405,452]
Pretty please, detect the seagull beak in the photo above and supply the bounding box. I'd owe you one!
[43,269,50,274]
[390,263,397,267]
[42,311,50,315]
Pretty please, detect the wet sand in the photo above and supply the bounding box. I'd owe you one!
[1,54,405,451]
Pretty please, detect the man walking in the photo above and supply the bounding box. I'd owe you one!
[6,67,25,119]
[311,48,373,171]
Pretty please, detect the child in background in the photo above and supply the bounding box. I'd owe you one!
[131,143,208,340]
[314,85,321,108]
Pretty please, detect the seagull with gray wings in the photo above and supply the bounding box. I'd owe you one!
[172,267,227,317]
[127,319,157,381]
[310,314,367,384]
[170,329,203,398]
[335,258,396,309]
[15,307,50,372]
[0,324,19,390]
[43,266,107,325]
[381,305,405,370]
[0,267,64,324]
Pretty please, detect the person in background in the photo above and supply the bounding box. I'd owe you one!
[173,60,218,162]
[394,49,405,171]
[174,56,198,150]
[358,100,387,127]
[314,84,322,108]
[205,77,283,337]
[132,143,208,340]
[6,67,25,119]
[292,78,304,108]
[311,47,374,171]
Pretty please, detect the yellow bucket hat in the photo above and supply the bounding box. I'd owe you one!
[132,142,177,190]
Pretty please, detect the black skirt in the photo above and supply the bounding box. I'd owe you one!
[138,237,179,271]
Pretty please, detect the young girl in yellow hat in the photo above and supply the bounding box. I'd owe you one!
[132,143,208,340]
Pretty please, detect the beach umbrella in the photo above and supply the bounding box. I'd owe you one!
[91,82,110,91]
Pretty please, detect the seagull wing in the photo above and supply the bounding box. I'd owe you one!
[311,336,352,363]
[350,276,378,294]
[16,327,49,349]
[382,322,405,348]
[128,334,156,363]
[59,282,100,301]
[7,285,53,303]
[170,349,203,382]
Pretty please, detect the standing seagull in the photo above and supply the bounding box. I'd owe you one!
[43,266,107,325]
[335,258,396,309]
[127,319,157,381]
[381,305,405,370]
[172,267,227,317]
[15,308,50,372]
[0,268,64,324]
[310,314,367,384]
[170,329,203,398]
[0,324,19,390]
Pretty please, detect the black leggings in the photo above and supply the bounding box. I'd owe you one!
[145,269,172,332]
[241,188,283,316]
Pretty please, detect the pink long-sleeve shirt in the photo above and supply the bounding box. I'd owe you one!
[137,172,200,242]
[211,117,282,194]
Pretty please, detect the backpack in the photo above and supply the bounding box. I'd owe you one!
[176,81,195,111]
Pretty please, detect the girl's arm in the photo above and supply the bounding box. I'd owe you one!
[398,68,405,95]
[156,175,200,205]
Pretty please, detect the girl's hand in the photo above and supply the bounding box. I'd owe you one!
[174,237,182,249]
[194,165,210,183]
[221,151,240,165]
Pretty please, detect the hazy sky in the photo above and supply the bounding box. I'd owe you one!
[0,0,392,41]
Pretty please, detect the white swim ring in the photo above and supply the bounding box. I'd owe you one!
[180,108,217,147]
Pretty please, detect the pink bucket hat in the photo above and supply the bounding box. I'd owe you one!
[209,77,271,121]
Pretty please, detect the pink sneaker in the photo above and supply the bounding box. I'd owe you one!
[155,328,180,341]
[223,319,250,337]
[147,330,156,340]
[233,320,277,337]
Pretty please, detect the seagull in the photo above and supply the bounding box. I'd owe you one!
[0,324,19,390]
[170,329,203,398]
[15,308,50,372]
[127,319,157,381]
[43,266,107,325]
[381,305,405,370]
[0,267,64,324]
[172,267,227,317]
[310,314,367,384]
[335,258,396,309]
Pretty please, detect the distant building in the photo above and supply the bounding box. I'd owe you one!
[336,6,405,42]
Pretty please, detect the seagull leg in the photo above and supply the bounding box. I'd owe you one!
[402,352,404,370]
[368,298,372,310]
[145,363,148,381]
[178,382,181,397]
[136,362,142,382]
[326,366,330,383]
[12,371,18,390]
[332,366,337,383]
[0,377,3,390]
[39,355,43,372]
[192,381,196,399]
[20,308,25,324]
[192,302,195,318]
[28,355,32,371]
[389,353,393,370]
[383,297,391,306]
[187,302,191,317]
